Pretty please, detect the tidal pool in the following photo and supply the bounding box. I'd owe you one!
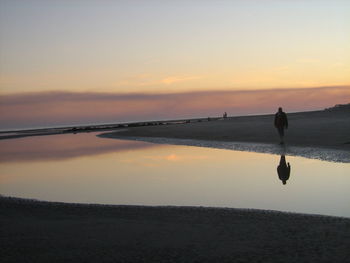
[0,132,349,217]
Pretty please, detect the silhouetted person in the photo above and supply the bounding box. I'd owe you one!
[223,112,227,119]
[277,155,291,185]
[274,107,288,144]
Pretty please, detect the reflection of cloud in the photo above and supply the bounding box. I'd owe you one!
[146,154,209,162]
[1,86,349,130]
[167,154,209,161]
[120,159,159,168]
[119,153,209,168]
[0,133,154,163]
[166,154,180,161]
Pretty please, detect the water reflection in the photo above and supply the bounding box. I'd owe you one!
[0,132,349,217]
[0,132,155,163]
[277,155,291,185]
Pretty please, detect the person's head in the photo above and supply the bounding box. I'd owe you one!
[278,107,283,112]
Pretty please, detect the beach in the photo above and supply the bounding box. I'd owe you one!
[98,108,350,163]
[2,107,349,152]
[2,1,349,262]
[1,196,350,263]
[108,109,350,151]
[1,108,350,262]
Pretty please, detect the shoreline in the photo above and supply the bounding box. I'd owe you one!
[1,107,349,145]
[100,134,350,163]
[101,109,350,162]
[1,196,350,262]
[0,116,226,140]
[3,195,345,218]
[1,108,349,162]
[105,110,350,151]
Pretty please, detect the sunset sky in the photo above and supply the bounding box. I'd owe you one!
[0,0,349,129]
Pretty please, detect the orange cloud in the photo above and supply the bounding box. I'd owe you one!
[161,76,202,85]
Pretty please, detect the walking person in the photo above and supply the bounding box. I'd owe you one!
[274,107,288,144]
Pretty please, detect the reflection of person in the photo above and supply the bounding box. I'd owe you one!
[274,107,288,144]
[277,155,291,185]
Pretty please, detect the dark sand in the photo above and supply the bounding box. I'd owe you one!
[108,109,350,151]
[1,196,350,263]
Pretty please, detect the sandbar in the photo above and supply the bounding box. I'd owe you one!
[102,109,350,162]
[107,109,350,150]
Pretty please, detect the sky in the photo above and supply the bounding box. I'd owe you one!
[0,0,349,129]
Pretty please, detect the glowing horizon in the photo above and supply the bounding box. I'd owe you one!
[0,1,349,95]
[1,86,349,130]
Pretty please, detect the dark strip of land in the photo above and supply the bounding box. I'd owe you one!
[1,106,349,152]
[1,196,349,263]
[0,117,216,140]
[109,109,350,151]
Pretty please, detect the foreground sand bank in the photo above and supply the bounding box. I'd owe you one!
[1,196,349,263]
[108,110,350,151]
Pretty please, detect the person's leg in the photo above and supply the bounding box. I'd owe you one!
[278,127,284,144]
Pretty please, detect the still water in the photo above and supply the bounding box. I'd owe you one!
[0,132,349,217]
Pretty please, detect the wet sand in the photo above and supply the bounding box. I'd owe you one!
[1,196,350,263]
[108,109,350,151]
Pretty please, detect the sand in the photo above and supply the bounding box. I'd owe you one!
[1,196,350,263]
[109,109,350,151]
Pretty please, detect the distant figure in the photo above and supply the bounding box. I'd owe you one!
[223,112,227,119]
[277,155,291,185]
[274,107,288,144]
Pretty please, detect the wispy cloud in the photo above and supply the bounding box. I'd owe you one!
[296,58,321,64]
[145,154,209,162]
[112,74,203,88]
[161,76,202,85]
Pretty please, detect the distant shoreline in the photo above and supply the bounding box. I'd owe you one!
[0,109,328,135]
[1,196,350,262]
[2,103,349,135]
[0,115,228,140]
[0,107,334,136]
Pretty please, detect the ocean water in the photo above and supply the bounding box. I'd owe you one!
[0,132,349,217]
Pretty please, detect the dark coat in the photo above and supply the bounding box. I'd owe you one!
[274,111,288,128]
